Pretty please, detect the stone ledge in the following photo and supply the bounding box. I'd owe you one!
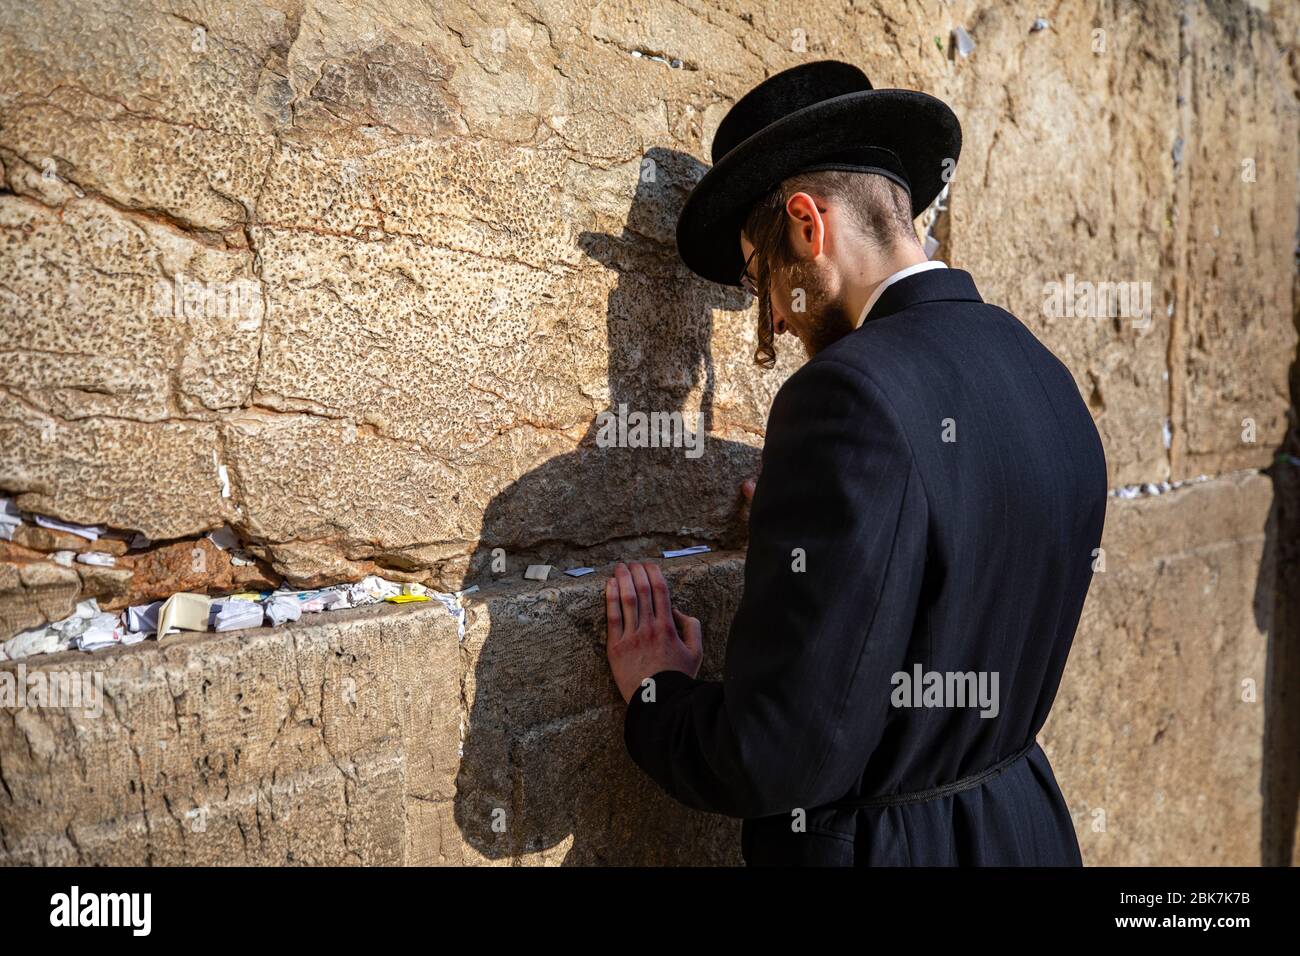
[0,594,464,865]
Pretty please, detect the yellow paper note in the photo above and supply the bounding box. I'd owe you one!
[157,592,213,638]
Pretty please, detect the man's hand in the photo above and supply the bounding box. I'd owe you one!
[741,476,756,511]
[723,476,759,550]
[605,561,703,705]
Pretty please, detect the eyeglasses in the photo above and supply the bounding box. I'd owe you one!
[739,246,759,296]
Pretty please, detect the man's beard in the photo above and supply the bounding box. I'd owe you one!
[782,257,856,359]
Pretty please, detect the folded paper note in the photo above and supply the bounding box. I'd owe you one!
[34,515,104,541]
[347,575,402,605]
[952,25,975,57]
[206,526,240,550]
[0,498,20,541]
[157,592,213,639]
[662,545,711,558]
[211,599,264,632]
[264,595,302,626]
[274,588,348,613]
[127,600,164,634]
[76,612,139,652]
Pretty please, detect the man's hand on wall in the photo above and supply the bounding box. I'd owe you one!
[605,561,703,704]
[721,476,759,550]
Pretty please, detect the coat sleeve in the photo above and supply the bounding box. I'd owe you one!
[623,356,928,818]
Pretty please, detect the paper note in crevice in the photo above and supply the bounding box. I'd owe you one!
[210,599,264,632]
[34,515,105,541]
[76,551,116,567]
[428,585,477,642]
[156,593,213,639]
[662,545,711,559]
[127,600,164,634]
[264,595,302,627]
[343,576,395,606]
[273,588,349,613]
[206,526,240,550]
[76,612,139,652]
[0,498,20,541]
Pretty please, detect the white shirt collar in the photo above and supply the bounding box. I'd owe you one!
[856,260,948,327]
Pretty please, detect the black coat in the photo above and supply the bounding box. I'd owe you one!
[623,267,1108,865]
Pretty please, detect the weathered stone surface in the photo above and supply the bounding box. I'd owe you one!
[1171,5,1298,479]
[1042,472,1274,865]
[0,599,462,865]
[509,702,740,865]
[0,556,80,637]
[942,2,1298,486]
[941,3,1178,486]
[0,0,279,237]
[75,564,134,609]
[122,537,278,607]
[9,525,124,555]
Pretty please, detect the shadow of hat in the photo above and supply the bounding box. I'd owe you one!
[579,145,748,310]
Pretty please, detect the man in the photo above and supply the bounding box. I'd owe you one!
[604,61,1108,865]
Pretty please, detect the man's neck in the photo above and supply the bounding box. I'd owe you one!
[844,244,929,330]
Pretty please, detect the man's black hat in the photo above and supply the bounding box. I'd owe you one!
[675,60,961,286]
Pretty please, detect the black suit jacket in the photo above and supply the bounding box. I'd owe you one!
[623,267,1107,865]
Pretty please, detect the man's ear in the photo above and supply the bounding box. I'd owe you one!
[785,191,824,259]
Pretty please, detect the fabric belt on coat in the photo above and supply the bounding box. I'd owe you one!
[823,740,1037,810]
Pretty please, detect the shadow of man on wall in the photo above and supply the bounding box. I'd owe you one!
[452,147,760,864]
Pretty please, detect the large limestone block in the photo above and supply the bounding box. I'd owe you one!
[940,2,1296,485]
[1172,5,1298,478]
[454,552,742,864]
[0,194,255,540]
[0,0,281,236]
[1042,472,1273,865]
[0,555,81,637]
[0,391,228,542]
[0,599,461,865]
[941,2,1178,486]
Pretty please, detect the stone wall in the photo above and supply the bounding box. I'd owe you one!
[1,0,1297,864]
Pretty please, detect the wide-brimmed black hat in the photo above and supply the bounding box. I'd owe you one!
[675,60,961,286]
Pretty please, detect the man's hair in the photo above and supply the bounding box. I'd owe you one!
[742,170,919,367]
